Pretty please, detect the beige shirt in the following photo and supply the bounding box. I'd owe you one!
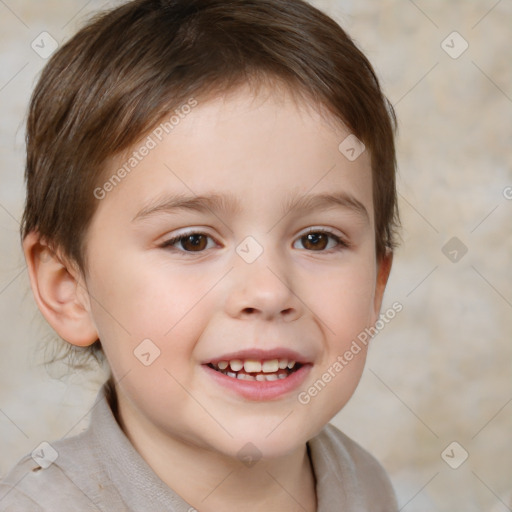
[0,382,398,511]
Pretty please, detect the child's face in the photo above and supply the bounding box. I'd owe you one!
[81,84,391,459]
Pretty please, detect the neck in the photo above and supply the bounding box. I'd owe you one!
[115,393,317,512]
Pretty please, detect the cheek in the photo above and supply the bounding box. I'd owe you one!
[301,258,377,345]
[87,257,217,374]
[298,260,375,419]
[90,254,214,335]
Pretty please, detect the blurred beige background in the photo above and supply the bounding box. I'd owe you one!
[1,1,511,510]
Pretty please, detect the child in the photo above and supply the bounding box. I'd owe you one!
[0,0,400,510]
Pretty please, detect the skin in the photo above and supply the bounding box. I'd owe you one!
[24,83,392,512]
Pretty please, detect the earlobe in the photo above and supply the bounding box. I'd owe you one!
[372,249,393,319]
[22,232,99,347]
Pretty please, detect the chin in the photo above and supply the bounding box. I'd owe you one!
[212,418,317,461]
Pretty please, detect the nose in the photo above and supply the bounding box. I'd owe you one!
[224,245,303,322]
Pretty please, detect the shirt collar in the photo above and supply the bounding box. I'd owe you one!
[59,381,359,511]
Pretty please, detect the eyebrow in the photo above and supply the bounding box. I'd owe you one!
[131,191,369,223]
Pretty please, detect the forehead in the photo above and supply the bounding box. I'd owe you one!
[93,84,373,228]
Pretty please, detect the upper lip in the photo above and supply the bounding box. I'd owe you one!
[203,348,311,365]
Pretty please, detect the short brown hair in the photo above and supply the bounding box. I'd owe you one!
[21,0,399,369]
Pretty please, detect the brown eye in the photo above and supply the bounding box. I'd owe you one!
[301,232,329,251]
[180,234,208,251]
[161,232,214,252]
[293,229,347,252]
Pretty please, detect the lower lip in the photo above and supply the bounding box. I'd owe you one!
[202,364,312,401]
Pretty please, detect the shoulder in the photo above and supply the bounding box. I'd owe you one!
[0,387,122,511]
[0,445,109,511]
[0,451,100,512]
[309,423,398,511]
[0,456,44,511]
[319,423,393,477]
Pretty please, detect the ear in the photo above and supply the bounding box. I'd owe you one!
[22,231,98,347]
[372,249,393,321]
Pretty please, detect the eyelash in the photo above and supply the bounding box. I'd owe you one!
[160,228,350,254]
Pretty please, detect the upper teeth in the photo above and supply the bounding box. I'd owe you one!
[229,360,243,371]
[215,358,296,373]
[245,360,262,373]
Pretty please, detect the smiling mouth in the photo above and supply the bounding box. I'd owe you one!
[207,358,302,382]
